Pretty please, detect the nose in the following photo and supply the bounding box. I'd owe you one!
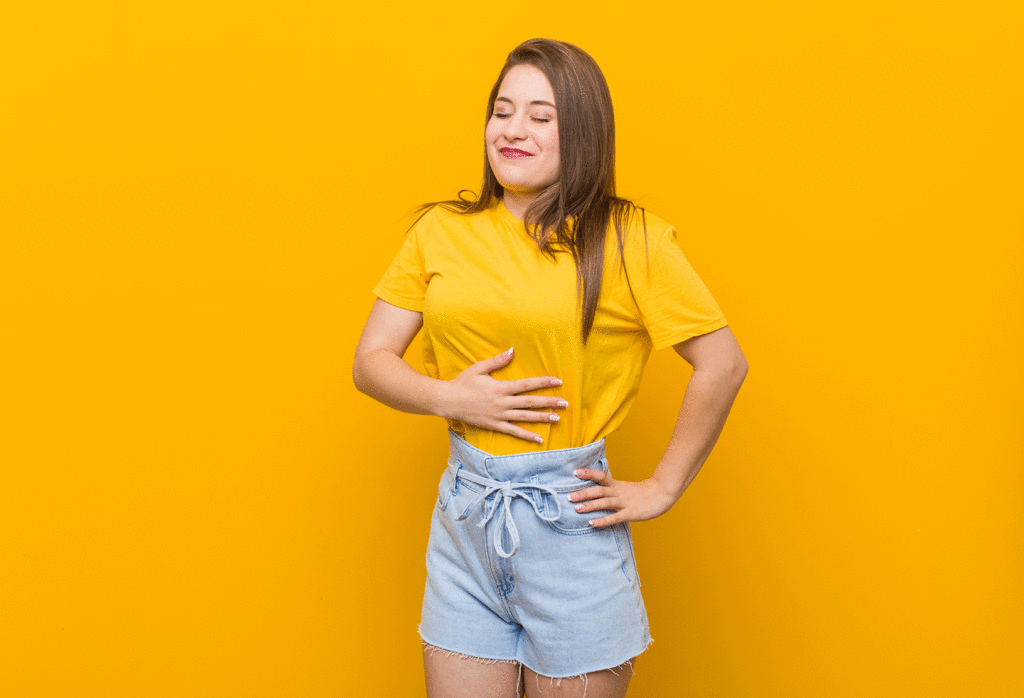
[502,112,528,142]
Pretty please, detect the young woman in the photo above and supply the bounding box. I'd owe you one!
[353,38,748,698]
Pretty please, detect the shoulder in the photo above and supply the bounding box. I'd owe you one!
[605,201,672,237]
[398,204,472,254]
[407,202,462,232]
[409,202,493,236]
[606,204,676,260]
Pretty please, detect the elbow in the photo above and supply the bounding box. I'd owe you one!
[734,349,749,375]
[351,353,371,396]
[731,353,749,384]
[716,350,748,386]
[734,362,749,388]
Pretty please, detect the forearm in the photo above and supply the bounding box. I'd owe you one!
[353,338,564,443]
[651,363,747,500]
[352,347,447,418]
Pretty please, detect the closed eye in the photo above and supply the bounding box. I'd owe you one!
[493,114,551,123]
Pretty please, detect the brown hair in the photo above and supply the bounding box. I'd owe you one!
[413,38,646,343]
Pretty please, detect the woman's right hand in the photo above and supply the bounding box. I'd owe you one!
[353,302,563,441]
[438,348,567,444]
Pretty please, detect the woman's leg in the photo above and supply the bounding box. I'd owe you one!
[424,642,525,698]
[521,657,637,698]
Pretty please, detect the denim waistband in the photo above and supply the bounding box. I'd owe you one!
[445,429,608,559]
[446,429,607,483]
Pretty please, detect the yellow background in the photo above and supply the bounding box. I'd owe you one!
[2,1,1021,696]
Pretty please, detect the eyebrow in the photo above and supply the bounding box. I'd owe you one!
[494,97,556,108]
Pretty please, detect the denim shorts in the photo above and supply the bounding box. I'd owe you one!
[419,429,652,678]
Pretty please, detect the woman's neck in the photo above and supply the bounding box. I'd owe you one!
[500,191,537,222]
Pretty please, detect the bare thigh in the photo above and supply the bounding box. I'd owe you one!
[424,643,525,698]
[523,658,637,698]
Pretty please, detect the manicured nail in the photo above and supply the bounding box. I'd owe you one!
[568,493,576,502]
[575,504,583,512]
[549,414,559,422]
[573,469,580,477]
[534,435,543,444]
[556,400,569,407]
[550,378,562,386]
[506,347,514,356]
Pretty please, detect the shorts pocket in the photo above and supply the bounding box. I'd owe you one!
[543,485,614,535]
[612,522,641,586]
[436,467,456,511]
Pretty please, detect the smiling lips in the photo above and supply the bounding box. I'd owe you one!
[500,147,532,159]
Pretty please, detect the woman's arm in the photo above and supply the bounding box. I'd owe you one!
[352,298,569,443]
[569,325,748,526]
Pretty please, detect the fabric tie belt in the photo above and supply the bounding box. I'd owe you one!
[452,467,564,559]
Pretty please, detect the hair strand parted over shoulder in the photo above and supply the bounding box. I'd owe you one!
[410,38,648,344]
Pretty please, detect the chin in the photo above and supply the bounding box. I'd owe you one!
[490,165,554,194]
[498,181,543,197]
[494,171,551,193]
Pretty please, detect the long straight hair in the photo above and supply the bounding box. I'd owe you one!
[414,38,646,344]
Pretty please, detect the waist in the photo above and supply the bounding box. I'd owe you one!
[447,428,608,489]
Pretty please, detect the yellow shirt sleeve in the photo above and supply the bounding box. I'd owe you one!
[628,223,728,351]
[372,208,438,312]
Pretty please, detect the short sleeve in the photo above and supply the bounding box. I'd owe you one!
[372,208,437,312]
[632,225,728,350]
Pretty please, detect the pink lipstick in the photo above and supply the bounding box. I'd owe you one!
[500,148,532,159]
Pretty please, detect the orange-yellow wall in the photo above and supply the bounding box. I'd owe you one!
[3,1,1022,696]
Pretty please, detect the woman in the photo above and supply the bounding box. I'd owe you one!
[353,38,748,698]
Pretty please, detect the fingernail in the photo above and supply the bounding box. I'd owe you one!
[534,435,543,444]
[573,469,580,477]
[506,347,514,356]
[575,504,583,512]
[567,493,576,502]
[556,400,569,407]
[550,378,562,386]
[549,414,559,422]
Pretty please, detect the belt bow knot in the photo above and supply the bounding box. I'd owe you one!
[452,468,563,559]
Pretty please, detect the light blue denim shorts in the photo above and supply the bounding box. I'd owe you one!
[419,430,652,678]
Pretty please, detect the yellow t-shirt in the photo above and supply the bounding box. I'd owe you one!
[373,198,728,456]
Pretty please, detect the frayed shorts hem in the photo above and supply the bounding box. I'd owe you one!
[419,626,654,680]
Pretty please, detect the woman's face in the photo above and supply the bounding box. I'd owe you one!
[485,64,560,198]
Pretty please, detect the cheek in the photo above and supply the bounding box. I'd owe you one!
[546,134,560,170]
[545,131,559,156]
[484,118,501,142]
[548,155,561,180]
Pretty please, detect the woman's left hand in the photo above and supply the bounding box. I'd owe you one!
[568,470,678,528]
